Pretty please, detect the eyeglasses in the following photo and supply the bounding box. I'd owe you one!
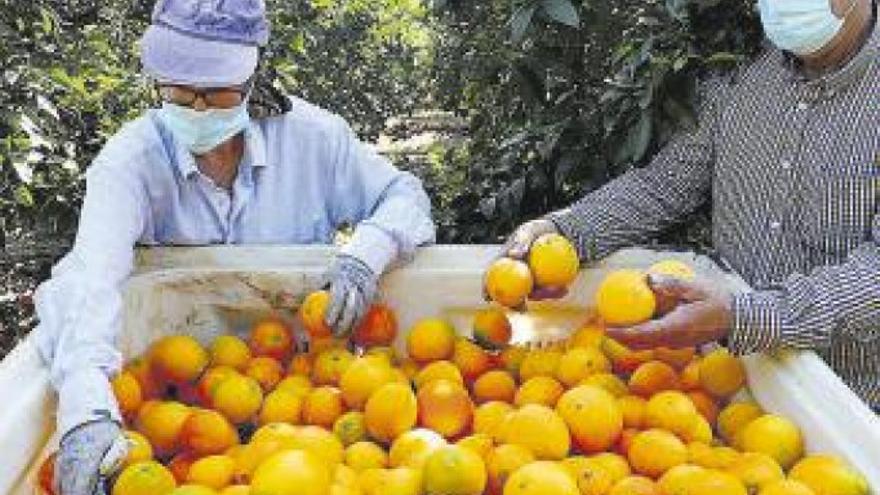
[157,83,250,109]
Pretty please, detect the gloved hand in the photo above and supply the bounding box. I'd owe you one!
[56,419,129,495]
[324,255,379,338]
[494,218,568,301]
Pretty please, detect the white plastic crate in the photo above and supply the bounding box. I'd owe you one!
[1,245,878,494]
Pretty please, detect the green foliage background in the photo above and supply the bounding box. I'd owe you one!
[0,0,762,352]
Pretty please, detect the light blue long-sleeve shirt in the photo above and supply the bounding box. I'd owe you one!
[33,97,436,436]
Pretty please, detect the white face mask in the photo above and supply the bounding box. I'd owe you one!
[758,0,857,55]
[158,101,250,155]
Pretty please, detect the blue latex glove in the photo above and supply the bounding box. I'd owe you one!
[56,419,128,495]
[324,255,378,338]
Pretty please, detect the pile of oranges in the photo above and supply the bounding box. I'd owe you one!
[35,258,869,495]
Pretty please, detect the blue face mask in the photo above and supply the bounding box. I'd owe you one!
[158,101,250,154]
[758,0,856,55]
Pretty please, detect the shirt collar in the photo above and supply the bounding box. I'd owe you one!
[778,2,879,95]
[167,119,268,179]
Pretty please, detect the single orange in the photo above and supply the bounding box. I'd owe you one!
[299,290,333,339]
[406,318,457,364]
[210,373,263,424]
[556,385,623,454]
[364,382,419,444]
[150,335,209,385]
[472,307,513,350]
[628,360,680,397]
[180,408,239,456]
[473,401,514,443]
[339,356,394,410]
[112,371,143,419]
[414,360,464,389]
[245,356,284,392]
[417,379,475,439]
[484,257,534,308]
[210,335,252,371]
[528,233,580,288]
[303,386,345,428]
[312,347,356,386]
[258,388,303,425]
[485,444,534,495]
[452,338,493,381]
[248,318,293,361]
[353,304,398,347]
[472,370,516,404]
[514,376,564,407]
[112,461,177,495]
[135,400,191,457]
[627,429,688,478]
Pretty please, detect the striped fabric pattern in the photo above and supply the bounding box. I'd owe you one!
[549,9,880,407]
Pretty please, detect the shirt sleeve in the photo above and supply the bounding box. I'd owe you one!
[34,159,146,436]
[547,78,729,261]
[728,213,880,354]
[328,117,437,274]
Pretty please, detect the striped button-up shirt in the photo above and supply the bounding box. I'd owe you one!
[550,9,880,407]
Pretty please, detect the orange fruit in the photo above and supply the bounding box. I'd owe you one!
[258,389,303,425]
[514,376,564,407]
[500,404,570,460]
[312,348,356,386]
[452,338,493,381]
[211,373,263,424]
[299,290,333,339]
[456,433,493,459]
[124,357,162,400]
[406,318,457,364]
[695,470,748,495]
[603,338,655,375]
[689,444,742,470]
[679,360,701,391]
[644,390,699,438]
[113,371,143,419]
[528,233,579,288]
[180,408,239,456]
[333,411,367,446]
[197,366,239,407]
[580,373,630,397]
[687,390,720,425]
[37,452,57,495]
[654,347,696,370]
[615,428,639,457]
[561,456,614,495]
[169,486,216,495]
[518,348,562,380]
[388,428,447,469]
[345,441,388,471]
[738,414,803,469]
[629,360,680,397]
[275,374,313,398]
[167,452,197,484]
[503,461,579,495]
[657,463,708,495]
[358,467,422,495]
[251,449,332,495]
[499,346,527,377]
[186,455,235,490]
[302,386,344,428]
[556,347,610,387]
[245,356,284,392]
[473,401,514,443]
[472,307,513,350]
[567,322,606,349]
[618,395,648,429]
[340,356,394,409]
[595,270,656,326]
[353,304,398,347]
[289,425,346,467]
[760,480,817,495]
[628,429,688,478]
[415,360,465,389]
[288,353,314,376]
[112,461,177,495]
[592,453,632,484]
[556,385,623,453]
[210,335,252,371]
[717,401,763,446]
[682,415,713,444]
[699,349,746,398]
[365,382,418,444]
[727,452,785,493]
[789,455,868,495]
[485,444,534,495]
[423,445,487,495]
[220,484,250,494]
[150,335,209,384]
[484,257,534,308]
[472,370,516,404]
[135,400,191,457]
[123,431,154,467]
[417,379,475,439]
[609,475,659,495]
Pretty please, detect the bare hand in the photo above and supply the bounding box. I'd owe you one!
[605,275,733,349]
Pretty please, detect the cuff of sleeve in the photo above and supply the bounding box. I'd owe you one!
[341,224,398,275]
[728,291,782,356]
[58,368,122,439]
[545,209,600,262]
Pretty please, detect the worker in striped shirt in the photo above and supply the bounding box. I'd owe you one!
[502,0,880,408]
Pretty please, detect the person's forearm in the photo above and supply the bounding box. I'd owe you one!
[728,241,880,354]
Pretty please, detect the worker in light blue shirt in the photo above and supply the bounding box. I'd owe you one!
[32,1,435,493]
